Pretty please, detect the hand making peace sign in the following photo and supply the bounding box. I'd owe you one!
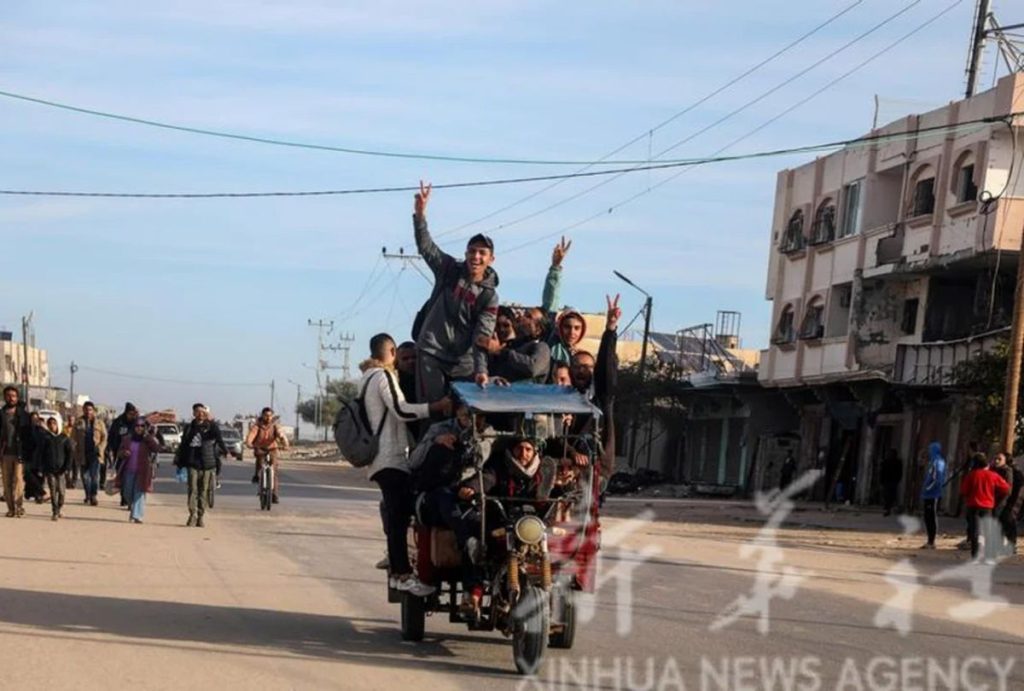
[606,294,621,331]
[414,180,432,216]
[551,236,572,267]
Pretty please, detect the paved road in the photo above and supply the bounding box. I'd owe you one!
[0,457,1021,690]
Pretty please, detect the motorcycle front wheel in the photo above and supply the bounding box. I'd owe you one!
[511,584,549,675]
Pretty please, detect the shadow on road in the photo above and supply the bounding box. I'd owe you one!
[0,587,514,678]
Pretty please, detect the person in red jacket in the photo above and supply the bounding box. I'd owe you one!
[959,453,1011,561]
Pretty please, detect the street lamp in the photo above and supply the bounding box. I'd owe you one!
[614,270,654,471]
[287,379,302,442]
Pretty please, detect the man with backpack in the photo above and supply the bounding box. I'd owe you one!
[412,181,499,400]
[356,333,450,596]
[246,407,289,504]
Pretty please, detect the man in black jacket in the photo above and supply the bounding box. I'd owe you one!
[0,386,33,517]
[37,417,72,520]
[174,403,227,527]
[412,181,500,400]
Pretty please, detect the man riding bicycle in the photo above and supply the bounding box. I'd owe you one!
[245,407,289,504]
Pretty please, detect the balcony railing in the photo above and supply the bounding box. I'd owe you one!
[893,328,1009,386]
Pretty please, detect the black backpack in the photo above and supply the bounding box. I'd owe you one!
[333,371,388,467]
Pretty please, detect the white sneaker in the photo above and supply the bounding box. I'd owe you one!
[375,555,389,570]
[393,574,435,597]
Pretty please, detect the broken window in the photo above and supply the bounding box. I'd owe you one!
[799,298,825,340]
[811,199,836,244]
[910,171,936,218]
[838,180,862,238]
[780,210,806,253]
[826,283,852,338]
[901,298,919,335]
[955,163,978,204]
[773,305,796,345]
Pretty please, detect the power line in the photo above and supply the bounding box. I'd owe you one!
[0,87,790,167]
[433,0,866,239]
[0,115,1003,201]
[75,364,267,387]
[449,0,927,244]
[502,0,970,256]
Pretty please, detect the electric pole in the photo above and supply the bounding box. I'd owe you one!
[69,361,78,415]
[270,379,276,411]
[337,332,356,381]
[308,318,333,436]
[965,0,993,98]
[287,379,301,442]
[21,312,33,401]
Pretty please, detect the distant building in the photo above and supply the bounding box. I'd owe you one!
[0,331,49,388]
[759,73,1024,507]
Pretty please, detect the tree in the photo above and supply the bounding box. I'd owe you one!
[297,379,359,426]
[951,339,1021,453]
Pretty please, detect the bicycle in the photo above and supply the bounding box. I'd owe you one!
[257,451,274,511]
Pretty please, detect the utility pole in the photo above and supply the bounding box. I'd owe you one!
[964,0,992,99]
[21,312,33,401]
[337,332,356,381]
[640,295,654,470]
[288,379,301,442]
[614,271,654,471]
[69,361,78,415]
[270,379,276,411]
[382,246,431,284]
[1000,217,1024,453]
[308,318,333,436]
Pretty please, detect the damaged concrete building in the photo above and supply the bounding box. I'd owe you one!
[759,73,1024,508]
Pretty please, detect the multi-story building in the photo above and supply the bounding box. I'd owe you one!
[0,331,49,389]
[759,73,1024,506]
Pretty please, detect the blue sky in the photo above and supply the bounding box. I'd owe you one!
[0,0,1011,419]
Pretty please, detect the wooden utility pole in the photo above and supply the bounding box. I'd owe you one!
[1000,218,1024,453]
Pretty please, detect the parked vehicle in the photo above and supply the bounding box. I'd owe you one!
[155,423,181,452]
[392,382,602,675]
[220,427,243,460]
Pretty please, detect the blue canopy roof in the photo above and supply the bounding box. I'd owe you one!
[451,382,601,416]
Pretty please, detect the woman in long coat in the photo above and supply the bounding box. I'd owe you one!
[115,419,159,524]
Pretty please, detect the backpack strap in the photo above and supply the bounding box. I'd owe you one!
[358,370,390,434]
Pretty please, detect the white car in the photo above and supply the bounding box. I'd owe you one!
[155,423,182,452]
[36,410,63,434]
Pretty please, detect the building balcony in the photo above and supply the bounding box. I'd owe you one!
[893,328,1009,386]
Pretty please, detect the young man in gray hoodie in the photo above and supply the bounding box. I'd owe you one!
[412,181,499,402]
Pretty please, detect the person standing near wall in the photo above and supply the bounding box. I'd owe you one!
[919,442,946,549]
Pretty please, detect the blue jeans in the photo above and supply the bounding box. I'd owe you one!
[122,470,146,521]
[84,460,101,500]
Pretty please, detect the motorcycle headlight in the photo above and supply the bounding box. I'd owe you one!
[514,515,546,545]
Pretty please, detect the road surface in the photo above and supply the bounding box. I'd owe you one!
[0,456,1021,690]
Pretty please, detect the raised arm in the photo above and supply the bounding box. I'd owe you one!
[541,237,571,315]
[412,180,451,277]
[595,294,621,403]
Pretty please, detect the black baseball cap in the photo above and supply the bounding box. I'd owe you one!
[466,233,494,251]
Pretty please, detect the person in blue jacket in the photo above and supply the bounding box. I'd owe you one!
[920,441,947,549]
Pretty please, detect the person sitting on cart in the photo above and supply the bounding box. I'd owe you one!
[410,405,494,569]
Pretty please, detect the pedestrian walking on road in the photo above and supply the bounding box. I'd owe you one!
[960,453,1010,562]
[919,441,946,549]
[24,412,49,505]
[1,386,34,517]
[115,419,159,524]
[107,403,139,506]
[175,404,228,528]
[880,448,903,516]
[37,416,72,520]
[72,402,108,506]
[63,414,78,489]
[991,453,1023,555]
